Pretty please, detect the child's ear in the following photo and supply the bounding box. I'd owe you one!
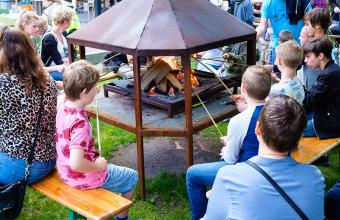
[277,57,283,66]
[80,88,87,97]
[255,121,261,137]
[318,52,325,60]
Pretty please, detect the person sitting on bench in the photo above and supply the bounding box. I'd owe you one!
[56,60,138,220]
[205,95,325,219]
[303,37,340,139]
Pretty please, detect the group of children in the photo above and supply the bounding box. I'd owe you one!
[186,6,340,220]
[8,3,339,220]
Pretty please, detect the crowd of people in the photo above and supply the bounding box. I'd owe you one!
[0,0,340,219]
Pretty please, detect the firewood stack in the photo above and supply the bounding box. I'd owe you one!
[141,58,199,96]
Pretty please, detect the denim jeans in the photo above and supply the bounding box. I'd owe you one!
[325,181,340,219]
[303,119,316,137]
[186,161,226,220]
[49,71,63,81]
[0,152,56,185]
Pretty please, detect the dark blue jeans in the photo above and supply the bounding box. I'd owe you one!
[49,71,63,81]
[186,161,226,220]
[325,181,340,219]
[0,151,56,185]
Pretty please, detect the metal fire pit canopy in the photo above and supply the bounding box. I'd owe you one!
[68,0,256,56]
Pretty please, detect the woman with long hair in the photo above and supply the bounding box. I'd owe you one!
[0,26,57,185]
[16,11,65,86]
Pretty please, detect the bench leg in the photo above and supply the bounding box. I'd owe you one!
[68,209,86,220]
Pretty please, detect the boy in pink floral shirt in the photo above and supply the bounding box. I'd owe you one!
[56,60,137,220]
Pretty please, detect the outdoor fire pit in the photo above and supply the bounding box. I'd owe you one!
[67,0,256,199]
[104,69,238,117]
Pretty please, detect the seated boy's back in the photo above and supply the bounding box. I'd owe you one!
[267,40,305,104]
[206,156,324,219]
[56,60,137,220]
[56,97,106,189]
[205,95,325,220]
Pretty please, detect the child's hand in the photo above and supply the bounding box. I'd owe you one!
[232,95,248,112]
[95,157,107,172]
[220,146,227,160]
[223,52,230,60]
[220,136,227,146]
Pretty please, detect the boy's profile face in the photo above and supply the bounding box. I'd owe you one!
[304,52,320,69]
[305,21,317,37]
[82,84,99,105]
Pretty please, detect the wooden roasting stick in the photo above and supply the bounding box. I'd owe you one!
[191,56,233,96]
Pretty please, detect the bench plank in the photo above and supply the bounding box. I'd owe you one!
[32,170,132,220]
[291,137,340,164]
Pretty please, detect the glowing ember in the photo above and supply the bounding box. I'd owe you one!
[168,87,175,96]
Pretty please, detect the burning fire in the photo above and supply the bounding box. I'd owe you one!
[176,70,200,87]
[146,56,200,96]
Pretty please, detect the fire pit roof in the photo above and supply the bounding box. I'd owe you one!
[68,0,256,56]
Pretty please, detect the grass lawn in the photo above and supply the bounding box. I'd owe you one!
[18,121,340,219]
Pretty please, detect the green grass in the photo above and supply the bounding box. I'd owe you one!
[18,121,340,219]
[91,120,136,157]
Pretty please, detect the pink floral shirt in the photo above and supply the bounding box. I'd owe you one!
[56,100,107,190]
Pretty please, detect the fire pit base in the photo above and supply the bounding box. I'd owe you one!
[104,76,239,117]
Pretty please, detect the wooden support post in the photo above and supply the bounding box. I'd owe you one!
[68,43,76,63]
[182,54,193,167]
[133,55,145,200]
[247,37,256,65]
[79,46,86,60]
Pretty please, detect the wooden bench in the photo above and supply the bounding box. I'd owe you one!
[291,137,340,164]
[32,170,132,220]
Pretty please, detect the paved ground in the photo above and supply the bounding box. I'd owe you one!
[109,134,223,178]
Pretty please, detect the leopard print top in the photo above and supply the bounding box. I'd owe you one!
[0,74,57,162]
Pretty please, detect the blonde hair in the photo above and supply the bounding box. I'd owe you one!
[15,11,40,32]
[38,16,48,34]
[276,40,304,69]
[52,5,73,26]
[242,65,271,100]
[64,60,100,101]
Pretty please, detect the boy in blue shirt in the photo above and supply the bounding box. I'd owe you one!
[186,66,272,220]
[205,95,325,220]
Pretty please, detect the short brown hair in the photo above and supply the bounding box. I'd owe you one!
[64,60,100,101]
[259,95,307,153]
[303,37,333,59]
[304,8,331,32]
[242,65,271,100]
[276,40,304,69]
[279,30,293,43]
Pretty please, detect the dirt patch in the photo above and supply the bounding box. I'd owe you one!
[109,133,222,178]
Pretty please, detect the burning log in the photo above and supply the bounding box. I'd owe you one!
[166,73,184,91]
[141,59,171,91]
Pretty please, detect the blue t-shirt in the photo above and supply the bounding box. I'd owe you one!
[261,0,304,48]
[205,156,325,220]
[268,77,305,104]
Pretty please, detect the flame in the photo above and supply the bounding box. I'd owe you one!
[176,70,199,86]
[191,70,200,86]
[157,56,180,70]
[149,87,155,94]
